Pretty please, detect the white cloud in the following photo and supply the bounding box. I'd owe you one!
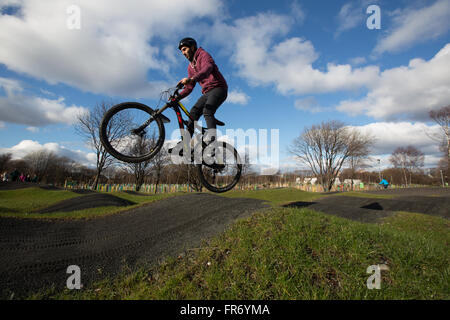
[0,77,89,126]
[349,56,367,66]
[334,0,379,37]
[337,43,450,121]
[290,0,306,25]
[227,90,249,105]
[0,0,222,98]
[40,89,56,97]
[294,97,328,113]
[0,77,22,95]
[208,12,380,96]
[204,7,447,122]
[335,2,365,37]
[284,122,443,170]
[348,122,443,167]
[26,126,39,133]
[374,0,450,55]
[0,140,96,167]
[0,0,21,10]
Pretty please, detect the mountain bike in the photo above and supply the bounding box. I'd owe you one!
[99,84,242,193]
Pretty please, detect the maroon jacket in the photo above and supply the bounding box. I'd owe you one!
[178,47,228,100]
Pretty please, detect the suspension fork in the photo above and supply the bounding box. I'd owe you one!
[131,103,171,135]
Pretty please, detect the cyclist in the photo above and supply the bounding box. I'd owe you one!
[379,178,389,189]
[176,37,228,146]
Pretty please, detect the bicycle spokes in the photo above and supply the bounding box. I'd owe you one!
[197,142,241,192]
[104,105,163,161]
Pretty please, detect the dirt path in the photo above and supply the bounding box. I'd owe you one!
[0,193,269,298]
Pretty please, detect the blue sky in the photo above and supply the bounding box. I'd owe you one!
[1,0,449,173]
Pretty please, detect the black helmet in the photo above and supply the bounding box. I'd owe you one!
[178,37,197,50]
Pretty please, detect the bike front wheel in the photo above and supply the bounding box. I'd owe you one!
[196,142,242,193]
[99,102,165,163]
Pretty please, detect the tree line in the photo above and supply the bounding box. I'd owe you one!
[288,104,449,191]
[0,146,443,190]
[0,150,95,185]
[1,103,448,192]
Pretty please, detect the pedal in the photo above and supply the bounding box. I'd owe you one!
[168,141,194,158]
[168,141,182,155]
[168,148,185,156]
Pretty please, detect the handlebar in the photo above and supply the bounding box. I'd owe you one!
[154,83,186,116]
[171,83,185,101]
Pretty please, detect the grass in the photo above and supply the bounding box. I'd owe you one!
[221,188,396,207]
[0,187,179,219]
[0,187,392,219]
[221,187,322,207]
[3,187,447,299]
[32,192,179,220]
[30,206,449,300]
[382,211,450,244]
[0,187,80,216]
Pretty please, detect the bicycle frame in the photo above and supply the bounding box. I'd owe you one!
[153,95,206,151]
[171,100,196,150]
[99,92,241,192]
[145,86,221,161]
[173,101,193,133]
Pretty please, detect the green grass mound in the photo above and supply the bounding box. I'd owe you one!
[36,207,449,300]
[0,187,179,219]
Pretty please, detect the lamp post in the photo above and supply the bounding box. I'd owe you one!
[377,159,381,182]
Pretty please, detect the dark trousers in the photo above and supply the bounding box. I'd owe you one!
[187,87,227,138]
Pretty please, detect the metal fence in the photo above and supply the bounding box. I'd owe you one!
[63,180,419,193]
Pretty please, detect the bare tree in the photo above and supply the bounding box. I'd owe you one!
[120,133,170,192]
[74,101,126,190]
[46,156,78,185]
[241,148,256,179]
[235,148,256,185]
[0,153,12,173]
[149,146,170,193]
[346,142,374,189]
[124,138,155,192]
[23,150,58,183]
[429,105,450,181]
[389,146,425,186]
[130,161,151,192]
[175,164,203,192]
[289,120,375,192]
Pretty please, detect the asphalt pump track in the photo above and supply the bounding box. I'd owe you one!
[285,187,450,223]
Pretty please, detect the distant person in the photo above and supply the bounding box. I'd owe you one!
[10,169,19,182]
[2,171,8,182]
[19,173,25,182]
[379,178,389,189]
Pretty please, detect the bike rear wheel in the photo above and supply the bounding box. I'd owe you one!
[196,142,242,193]
[99,102,165,163]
